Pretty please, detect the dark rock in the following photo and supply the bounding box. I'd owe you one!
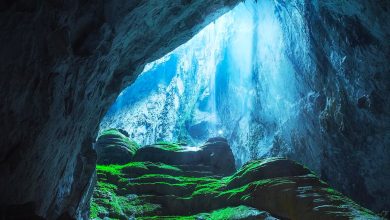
[0,202,45,220]
[117,128,129,137]
[0,1,240,218]
[206,136,228,143]
[95,129,138,165]
[379,210,389,219]
[57,212,75,220]
[132,138,236,176]
[357,96,370,109]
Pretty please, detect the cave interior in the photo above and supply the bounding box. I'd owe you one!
[0,0,389,219]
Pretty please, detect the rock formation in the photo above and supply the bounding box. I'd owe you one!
[96,129,139,165]
[99,0,390,212]
[133,138,236,176]
[91,139,381,219]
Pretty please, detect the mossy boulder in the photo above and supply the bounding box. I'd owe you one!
[95,128,139,165]
[133,137,236,176]
[91,152,381,219]
[225,157,312,189]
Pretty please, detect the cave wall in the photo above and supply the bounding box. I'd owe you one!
[0,0,240,218]
[0,0,389,218]
[271,0,390,211]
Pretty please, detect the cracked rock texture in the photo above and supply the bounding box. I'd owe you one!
[0,0,239,218]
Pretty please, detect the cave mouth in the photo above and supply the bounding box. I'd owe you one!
[99,1,296,168]
[89,1,386,219]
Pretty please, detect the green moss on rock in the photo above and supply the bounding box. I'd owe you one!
[96,129,139,165]
[154,141,184,152]
[90,157,380,220]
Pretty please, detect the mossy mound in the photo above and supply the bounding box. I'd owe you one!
[153,141,185,152]
[91,145,380,219]
[133,137,236,176]
[96,128,139,165]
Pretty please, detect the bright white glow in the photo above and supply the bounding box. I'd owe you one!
[183,146,202,152]
[218,130,224,135]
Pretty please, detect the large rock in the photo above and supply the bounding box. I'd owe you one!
[95,129,138,165]
[132,137,236,176]
[0,1,240,218]
[91,156,380,219]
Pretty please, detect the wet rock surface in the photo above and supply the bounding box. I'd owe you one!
[91,143,380,219]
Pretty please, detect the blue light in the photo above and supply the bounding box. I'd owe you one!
[100,1,300,166]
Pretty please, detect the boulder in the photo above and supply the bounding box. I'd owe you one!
[132,137,236,176]
[226,157,312,189]
[95,129,138,165]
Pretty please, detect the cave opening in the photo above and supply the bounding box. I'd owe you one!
[89,1,388,219]
[99,1,296,168]
[1,0,389,219]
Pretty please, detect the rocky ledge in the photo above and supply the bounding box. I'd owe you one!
[91,137,381,219]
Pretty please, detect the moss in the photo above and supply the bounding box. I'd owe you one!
[139,216,195,220]
[98,162,149,172]
[91,158,379,219]
[98,128,139,155]
[97,161,182,176]
[154,141,183,151]
[91,179,161,219]
[149,162,182,172]
[226,158,281,181]
[92,162,193,218]
[96,164,122,176]
[205,205,262,219]
[321,187,378,217]
[123,174,223,198]
[223,158,274,184]
[191,179,223,197]
[135,174,217,184]
[90,199,108,219]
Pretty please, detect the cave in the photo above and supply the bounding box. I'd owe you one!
[0,0,389,219]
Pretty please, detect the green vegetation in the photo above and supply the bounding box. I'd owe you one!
[200,205,263,219]
[154,141,183,151]
[90,158,379,219]
[90,180,161,219]
[98,128,139,155]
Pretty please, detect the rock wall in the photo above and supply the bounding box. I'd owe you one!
[273,0,390,211]
[0,0,239,218]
